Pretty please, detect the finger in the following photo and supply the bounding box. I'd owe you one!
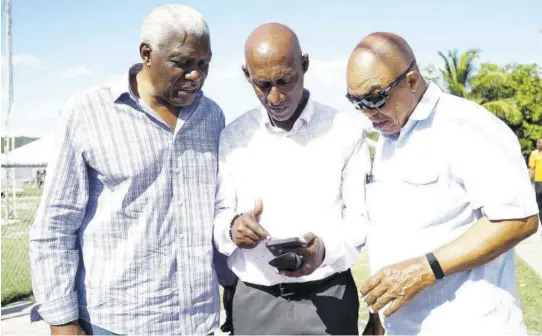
[238,236,258,248]
[383,298,404,317]
[246,219,270,240]
[239,227,260,243]
[364,283,388,307]
[371,292,394,312]
[299,232,317,246]
[252,199,264,221]
[360,272,383,297]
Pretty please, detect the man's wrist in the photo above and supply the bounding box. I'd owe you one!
[423,252,443,285]
[229,214,242,242]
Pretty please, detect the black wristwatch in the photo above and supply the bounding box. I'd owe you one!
[425,252,445,281]
[229,214,242,241]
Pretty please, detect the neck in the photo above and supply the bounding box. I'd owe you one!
[403,79,429,121]
[271,90,310,131]
[135,68,179,117]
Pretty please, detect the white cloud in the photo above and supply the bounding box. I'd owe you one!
[13,53,44,68]
[62,65,93,79]
[1,53,46,70]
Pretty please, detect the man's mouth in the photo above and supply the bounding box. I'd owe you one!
[180,86,199,93]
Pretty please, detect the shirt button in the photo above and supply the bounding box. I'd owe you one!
[179,234,185,239]
[178,201,183,206]
[174,168,181,173]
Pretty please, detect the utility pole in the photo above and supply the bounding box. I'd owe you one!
[3,0,16,219]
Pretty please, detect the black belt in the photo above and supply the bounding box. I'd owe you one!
[243,270,351,299]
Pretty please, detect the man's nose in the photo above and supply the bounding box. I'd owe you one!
[185,69,202,81]
[362,108,378,118]
[267,87,282,105]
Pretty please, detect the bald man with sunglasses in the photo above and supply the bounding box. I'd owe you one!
[346,32,539,335]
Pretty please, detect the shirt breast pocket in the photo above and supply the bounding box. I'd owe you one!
[398,163,444,228]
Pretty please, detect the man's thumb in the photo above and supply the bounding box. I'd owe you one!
[252,199,264,220]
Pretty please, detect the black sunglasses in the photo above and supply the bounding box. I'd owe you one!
[346,60,415,110]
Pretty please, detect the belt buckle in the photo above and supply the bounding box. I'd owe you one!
[278,283,296,298]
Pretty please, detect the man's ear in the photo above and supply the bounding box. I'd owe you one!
[406,71,421,93]
[241,65,251,82]
[301,54,309,74]
[140,43,152,67]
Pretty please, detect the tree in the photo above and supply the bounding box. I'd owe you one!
[437,49,479,97]
[470,63,542,155]
[437,49,522,126]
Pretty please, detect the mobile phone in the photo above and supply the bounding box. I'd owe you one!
[265,237,303,257]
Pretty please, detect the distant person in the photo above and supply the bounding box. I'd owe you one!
[29,5,227,335]
[35,170,42,189]
[214,23,370,335]
[346,32,539,335]
[529,138,542,214]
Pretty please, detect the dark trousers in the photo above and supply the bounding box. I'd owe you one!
[79,319,117,335]
[232,270,359,335]
[535,182,542,217]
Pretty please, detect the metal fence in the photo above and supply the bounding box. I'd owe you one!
[1,166,44,304]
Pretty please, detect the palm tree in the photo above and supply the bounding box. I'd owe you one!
[437,49,479,97]
[437,49,522,125]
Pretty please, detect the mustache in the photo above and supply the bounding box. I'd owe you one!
[176,81,202,91]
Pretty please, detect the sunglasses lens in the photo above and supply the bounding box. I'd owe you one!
[364,95,385,105]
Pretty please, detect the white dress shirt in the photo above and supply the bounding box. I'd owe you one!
[214,97,370,285]
[367,82,539,335]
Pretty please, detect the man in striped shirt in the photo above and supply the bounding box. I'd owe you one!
[29,5,228,335]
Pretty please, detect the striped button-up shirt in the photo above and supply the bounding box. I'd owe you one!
[29,64,226,335]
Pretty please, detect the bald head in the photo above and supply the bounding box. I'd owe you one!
[242,23,309,123]
[348,32,417,93]
[244,23,302,71]
[346,32,426,135]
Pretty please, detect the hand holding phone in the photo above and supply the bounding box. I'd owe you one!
[268,232,326,278]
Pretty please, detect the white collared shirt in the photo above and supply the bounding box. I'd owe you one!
[367,82,539,335]
[213,98,370,285]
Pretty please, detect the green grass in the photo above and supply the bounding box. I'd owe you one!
[516,257,542,333]
[1,187,40,305]
[1,231,33,304]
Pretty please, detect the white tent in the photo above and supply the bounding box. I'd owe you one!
[1,135,54,168]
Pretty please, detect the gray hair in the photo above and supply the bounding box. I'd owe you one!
[140,4,209,52]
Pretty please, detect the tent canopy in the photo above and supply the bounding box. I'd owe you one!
[1,135,54,168]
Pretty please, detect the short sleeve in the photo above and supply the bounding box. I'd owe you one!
[450,111,539,220]
[528,152,536,169]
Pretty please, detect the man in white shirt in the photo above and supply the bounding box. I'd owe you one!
[213,23,370,335]
[345,32,540,335]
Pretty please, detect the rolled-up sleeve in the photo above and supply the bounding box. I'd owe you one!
[320,131,370,271]
[450,115,539,220]
[28,96,89,325]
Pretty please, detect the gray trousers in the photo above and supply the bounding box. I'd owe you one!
[233,270,359,335]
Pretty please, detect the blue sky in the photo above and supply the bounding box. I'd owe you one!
[1,0,541,136]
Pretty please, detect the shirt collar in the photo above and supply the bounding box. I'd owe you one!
[110,63,143,102]
[382,81,442,142]
[408,81,442,121]
[259,95,316,131]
